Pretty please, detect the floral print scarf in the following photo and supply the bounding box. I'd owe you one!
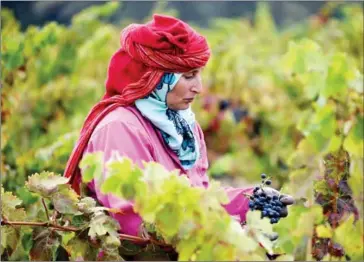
[135,73,200,169]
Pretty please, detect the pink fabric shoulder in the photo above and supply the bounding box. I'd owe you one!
[82,106,253,236]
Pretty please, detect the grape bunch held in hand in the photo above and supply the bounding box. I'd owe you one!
[248,173,294,224]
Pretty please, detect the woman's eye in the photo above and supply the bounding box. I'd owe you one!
[184,74,195,80]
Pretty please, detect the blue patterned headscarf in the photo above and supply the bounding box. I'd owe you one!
[135,73,200,169]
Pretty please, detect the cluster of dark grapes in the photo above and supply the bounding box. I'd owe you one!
[248,174,283,224]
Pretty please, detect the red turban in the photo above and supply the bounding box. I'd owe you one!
[64,14,211,194]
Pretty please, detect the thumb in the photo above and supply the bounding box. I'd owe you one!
[279,194,295,205]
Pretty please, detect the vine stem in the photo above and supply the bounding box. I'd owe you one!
[1,220,79,232]
[42,198,50,221]
[1,220,171,248]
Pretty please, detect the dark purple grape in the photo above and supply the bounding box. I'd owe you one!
[265,180,272,185]
[249,201,254,209]
[261,173,267,179]
[272,195,278,201]
[329,243,345,257]
[260,192,266,198]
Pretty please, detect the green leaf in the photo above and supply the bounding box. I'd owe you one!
[327,134,342,152]
[314,180,330,195]
[316,224,333,238]
[344,116,364,158]
[60,232,75,246]
[1,226,21,257]
[155,203,182,238]
[51,184,80,214]
[1,187,26,221]
[334,215,364,261]
[102,153,144,199]
[77,196,97,214]
[21,232,33,253]
[348,158,364,203]
[16,187,39,206]
[246,211,274,253]
[195,241,215,261]
[322,52,351,100]
[306,131,330,153]
[100,174,124,198]
[88,211,120,239]
[71,215,89,228]
[25,171,69,198]
[79,151,104,183]
[177,238,198,261]
[63,237,98,261]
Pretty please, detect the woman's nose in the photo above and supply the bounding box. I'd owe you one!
[191,77,203,94]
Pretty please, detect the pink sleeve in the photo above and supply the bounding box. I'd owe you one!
[222,186,254,223]
[85,120,155,236]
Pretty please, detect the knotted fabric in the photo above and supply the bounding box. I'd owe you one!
[64,14,211,194]
[135,73,200,169]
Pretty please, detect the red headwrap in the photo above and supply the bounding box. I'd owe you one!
[64,14,211,194]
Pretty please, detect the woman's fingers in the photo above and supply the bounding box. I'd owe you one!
[279,206,288,217]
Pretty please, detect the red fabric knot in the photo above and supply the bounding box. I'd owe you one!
[63,14,211,194]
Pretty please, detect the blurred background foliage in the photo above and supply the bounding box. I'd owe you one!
[2,1,328,30]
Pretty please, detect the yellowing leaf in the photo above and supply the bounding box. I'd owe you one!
[344,116,364,158]
[322,52,352,100]
[334,215,364,261]
[316,224,333,238]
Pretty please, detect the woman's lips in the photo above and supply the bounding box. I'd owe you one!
[183,98,194,103]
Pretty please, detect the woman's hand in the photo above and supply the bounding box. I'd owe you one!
[254,187,295,218]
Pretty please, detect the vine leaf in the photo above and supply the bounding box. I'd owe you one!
[79,151,104,183]
[1,186,26,257]
[63,237,98,261]
[334,215,364,261]
[316,224,333,238]
[344,116,364,158]
[77,197,97,214]
[29,228,61,261]
[99,235,123,261]
[51,184,80,214]
[25,171,69,198]
[1,186,26,221]
[88,211,120,239]
[1,226,21,257]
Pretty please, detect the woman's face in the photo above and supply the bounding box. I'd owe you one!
[166,68,203,110]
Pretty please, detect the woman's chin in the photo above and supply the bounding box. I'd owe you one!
[179,103,191,110]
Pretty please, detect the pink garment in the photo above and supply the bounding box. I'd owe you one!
[83,106,253,236]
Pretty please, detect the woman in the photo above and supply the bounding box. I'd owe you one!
[64,14,293,238]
